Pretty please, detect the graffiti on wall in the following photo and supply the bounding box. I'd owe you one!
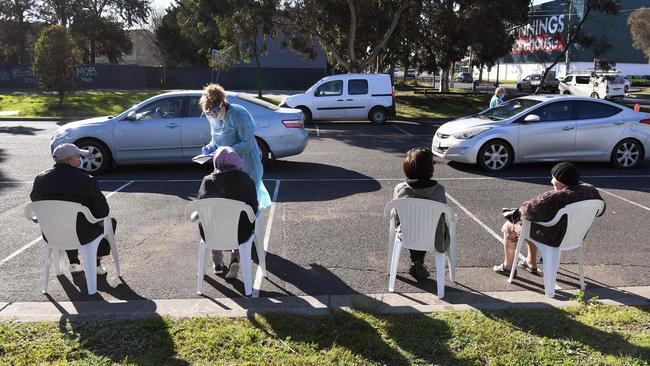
[76,66,97,83]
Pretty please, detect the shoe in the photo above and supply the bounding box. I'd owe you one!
[69,263,83,273]
[409,262,430,281]
[96,266,107,276]
[226,260,239,279]
[517,260,539,275]
[493,263,516,276]
[213,263,226,275]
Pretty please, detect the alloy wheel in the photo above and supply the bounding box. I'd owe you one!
[80,145,104,173]
[482,143,509,171]
[616,141,640,168]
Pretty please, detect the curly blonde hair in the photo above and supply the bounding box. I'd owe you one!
[199,83,227,112]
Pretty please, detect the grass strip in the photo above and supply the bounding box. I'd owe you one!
[1,304,648,365]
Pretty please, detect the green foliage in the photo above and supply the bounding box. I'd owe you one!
[1,305,649,365]
[628,8,650,61]
[32,25,82,106]
[70,14,133,64]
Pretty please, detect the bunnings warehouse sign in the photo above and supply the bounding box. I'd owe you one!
[511,15,565,54]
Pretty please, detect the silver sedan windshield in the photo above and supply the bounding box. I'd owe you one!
[480,98,542,120]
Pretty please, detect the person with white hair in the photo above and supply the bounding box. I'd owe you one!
[490,87,507,108]
[30,143,116,275]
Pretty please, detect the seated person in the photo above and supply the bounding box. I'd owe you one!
[197,146,258,279]
[392,147,450,281]
[494,162,605,275]
[30,143,116,275]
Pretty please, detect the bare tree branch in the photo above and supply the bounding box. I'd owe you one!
[358,0,412,71]
[347,0,356,68]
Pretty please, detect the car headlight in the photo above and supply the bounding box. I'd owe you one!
[452,127,491,139]
[52,129,71,140]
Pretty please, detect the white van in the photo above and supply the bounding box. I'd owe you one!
[279,73,396,124]
[558,72,625,100]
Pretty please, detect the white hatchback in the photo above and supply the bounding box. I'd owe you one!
[432,95,650,171]
[279,73,396,124]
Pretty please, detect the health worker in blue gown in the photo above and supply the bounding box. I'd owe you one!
[200,83,272,208]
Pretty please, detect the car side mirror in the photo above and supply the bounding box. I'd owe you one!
[125,110,137,121]
[524,114,540,122]
[314,89,320,96]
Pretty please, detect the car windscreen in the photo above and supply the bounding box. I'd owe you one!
[235,93,280,110]
[479,98,542,120]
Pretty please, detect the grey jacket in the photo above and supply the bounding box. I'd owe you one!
[392,179,450,253]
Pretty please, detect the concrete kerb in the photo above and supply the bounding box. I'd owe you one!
[1,286,648,322]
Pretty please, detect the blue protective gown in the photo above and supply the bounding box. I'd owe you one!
[204,103,272,208]
[489,95,504,109]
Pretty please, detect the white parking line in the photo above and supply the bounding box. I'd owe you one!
[392,125,412,136]
[445,192,502,242]
[0,180,135,267]
[596,188,650,212]
[252,180,281,298]
[315,124,320,137]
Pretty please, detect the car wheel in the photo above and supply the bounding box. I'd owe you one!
[611,138,643,169]
[76,139,111,175]
[256,137,270,165]
[563,90,571,95]
[370,107,387,125]
[477,140,513,172]
[590,92,599,99]
[516,84,522,92]
[298,106,312,125]
[625,85,629,93]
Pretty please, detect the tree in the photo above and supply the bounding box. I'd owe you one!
[32,25,82,106]
[628,7,650,61]
[534,0,619,94]
[70,14,132,64]
[280,0,412,73]
[0,0,37,63]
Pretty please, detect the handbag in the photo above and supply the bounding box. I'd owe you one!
[502,207,521,223]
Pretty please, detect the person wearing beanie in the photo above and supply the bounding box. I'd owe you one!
[30,143,116,275]
[391,147,450,282]
[494,162,605,276]
[196,146,258,279]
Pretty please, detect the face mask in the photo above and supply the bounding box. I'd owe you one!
[78,156,86,170]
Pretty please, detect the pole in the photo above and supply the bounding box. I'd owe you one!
[564,0,572,75]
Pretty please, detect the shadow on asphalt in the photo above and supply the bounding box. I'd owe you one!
[0,125,44,135]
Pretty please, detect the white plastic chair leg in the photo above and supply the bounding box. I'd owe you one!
[80,240,100,295]
[105,221,121,277]
[54,249,66,276]
[240,240,253,297]
[253,233,267,278]
[388,239,402,292]
[435,252,446,299]
[42,248,52,294]
[196,240,206,295]
[387,218,396,273]
[448,225,457,283]
[578,246,585,290]
[541,247,561,298]
[508,237,524,283]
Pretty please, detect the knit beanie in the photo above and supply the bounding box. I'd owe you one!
[213,146,243,172]
[551,162,580,186]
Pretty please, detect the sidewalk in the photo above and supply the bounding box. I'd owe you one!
[1,286,648,322]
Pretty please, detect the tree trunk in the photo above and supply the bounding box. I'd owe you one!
[90,38,96,65]
[58,90,65,107]
[18,14,26,64]
[402,64,408,83]
[479,64,483,82]
[251,37,263,98]
[439,67,450,93]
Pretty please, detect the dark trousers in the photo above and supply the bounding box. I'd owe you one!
[67,218,116,264]
[409,250,426,264]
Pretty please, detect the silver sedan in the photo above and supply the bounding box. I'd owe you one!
[432,95,650,171]
[50,91,308,174]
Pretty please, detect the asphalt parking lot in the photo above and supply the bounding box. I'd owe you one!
[1,120,649,302]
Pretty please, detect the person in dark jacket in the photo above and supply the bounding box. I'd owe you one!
[197,146,258,279]
[391,148,450,281]
[30,143,115,275]
[494,162,605,275]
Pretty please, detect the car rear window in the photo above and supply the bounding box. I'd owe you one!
[236,93,280,110]
[572,101,621,119]
[480,98,542,120]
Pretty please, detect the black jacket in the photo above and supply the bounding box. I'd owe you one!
[30,163,109,245]
[197,170,258,243]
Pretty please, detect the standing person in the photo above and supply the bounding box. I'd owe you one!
[391,148,450,281]
[493,162,605,275]
[489,87,506,108]
[30,143,116,275]
[199,83,271,208]
[196,147,258,278]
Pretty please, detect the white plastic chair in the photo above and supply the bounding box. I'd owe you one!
[186,198,265,297]
[508,199,605,297]
[24,200,121,295]
[384,198,457,298]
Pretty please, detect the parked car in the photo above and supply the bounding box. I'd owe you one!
[559,73,625,99]
[50,91,308,174]
[431,95,650,171]
[623,77,631,93]
[516,74,559,93]
[455,72,473,83]
[279,73,396,124]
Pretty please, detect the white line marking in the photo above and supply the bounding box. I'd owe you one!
[252,180,281,298]
[0,180,135,267]
[392,125,412,136]
[445,192,502,242]
[597,188,650,212]
[315,124,320,137]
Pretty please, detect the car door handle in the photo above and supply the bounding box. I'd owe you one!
[614,122,625,125]
[562,126,575,131]
[166,122,180,128]
[337,99,344,102]
[346,99,353,101]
